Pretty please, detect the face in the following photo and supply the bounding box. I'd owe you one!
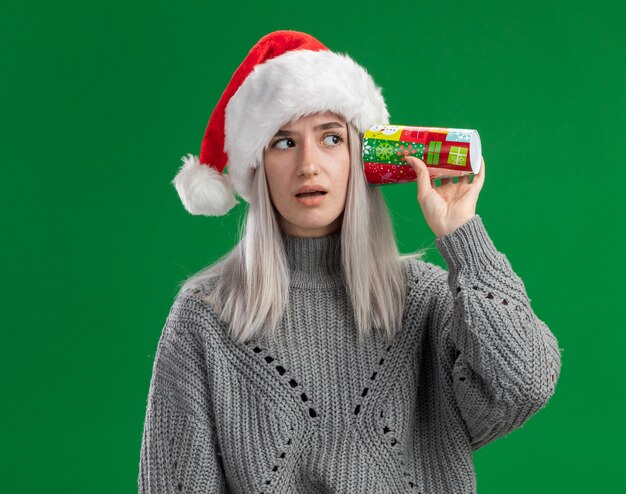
[262,111,350,237]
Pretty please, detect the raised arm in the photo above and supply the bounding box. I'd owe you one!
[432,215,562,450]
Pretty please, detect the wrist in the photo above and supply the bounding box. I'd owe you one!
[435,215,476,239]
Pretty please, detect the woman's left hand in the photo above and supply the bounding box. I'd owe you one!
[405,155,485,239]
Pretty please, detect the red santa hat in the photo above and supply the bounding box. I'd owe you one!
[172,30,390,216]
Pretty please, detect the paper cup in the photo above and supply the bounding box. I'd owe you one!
[362,124,482,184]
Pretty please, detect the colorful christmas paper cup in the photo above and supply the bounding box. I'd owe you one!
[362,124,482,185]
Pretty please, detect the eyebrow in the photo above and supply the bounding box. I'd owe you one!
[272,121,345,138]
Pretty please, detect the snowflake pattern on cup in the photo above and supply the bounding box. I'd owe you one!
[362,124,480,185]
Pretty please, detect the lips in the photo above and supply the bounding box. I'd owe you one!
[295,192,328,206]
[295,184,328,196]
[295,191,327,197]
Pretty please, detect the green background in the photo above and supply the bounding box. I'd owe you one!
[2,0,624,492]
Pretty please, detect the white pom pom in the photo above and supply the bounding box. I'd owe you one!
[171,154,239,216]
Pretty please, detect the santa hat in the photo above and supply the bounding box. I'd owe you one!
[172,30,390,216]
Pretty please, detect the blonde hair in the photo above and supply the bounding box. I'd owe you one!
[176,120,427,345]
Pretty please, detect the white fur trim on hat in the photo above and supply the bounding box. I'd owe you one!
[171,153,239,216]
[224,49,389,202]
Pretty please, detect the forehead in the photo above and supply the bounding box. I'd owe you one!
[285,111,347,127]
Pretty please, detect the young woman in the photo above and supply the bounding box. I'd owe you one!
[138,30,562,493]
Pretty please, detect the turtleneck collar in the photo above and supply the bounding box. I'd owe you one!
[281,230,343,289]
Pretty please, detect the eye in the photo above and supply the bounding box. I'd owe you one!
[323,133,344,146]
[271,138,294,150]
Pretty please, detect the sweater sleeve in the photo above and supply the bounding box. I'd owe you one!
[433,214,562,451]
[138,289,228,493]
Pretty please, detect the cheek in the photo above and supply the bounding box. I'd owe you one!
[263,164,279,191]
[337,158,351,191]
[264,167,288,206]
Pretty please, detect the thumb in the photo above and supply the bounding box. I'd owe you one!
[406,156,432,196]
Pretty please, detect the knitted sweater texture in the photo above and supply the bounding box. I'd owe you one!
[138,214,562,493]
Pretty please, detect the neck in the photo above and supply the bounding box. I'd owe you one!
[281,230,343,289]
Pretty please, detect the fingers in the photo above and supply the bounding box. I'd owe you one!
[472,156,485,191]
[406,156,432,195]
[406,156,485,192]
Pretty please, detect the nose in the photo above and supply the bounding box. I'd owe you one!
[296,136,320,176]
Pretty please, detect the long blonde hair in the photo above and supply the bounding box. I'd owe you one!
[176,121,427,345]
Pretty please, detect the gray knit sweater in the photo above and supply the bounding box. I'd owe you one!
[138,214,561,493]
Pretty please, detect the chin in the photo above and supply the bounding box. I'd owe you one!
[282,214,342,236]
